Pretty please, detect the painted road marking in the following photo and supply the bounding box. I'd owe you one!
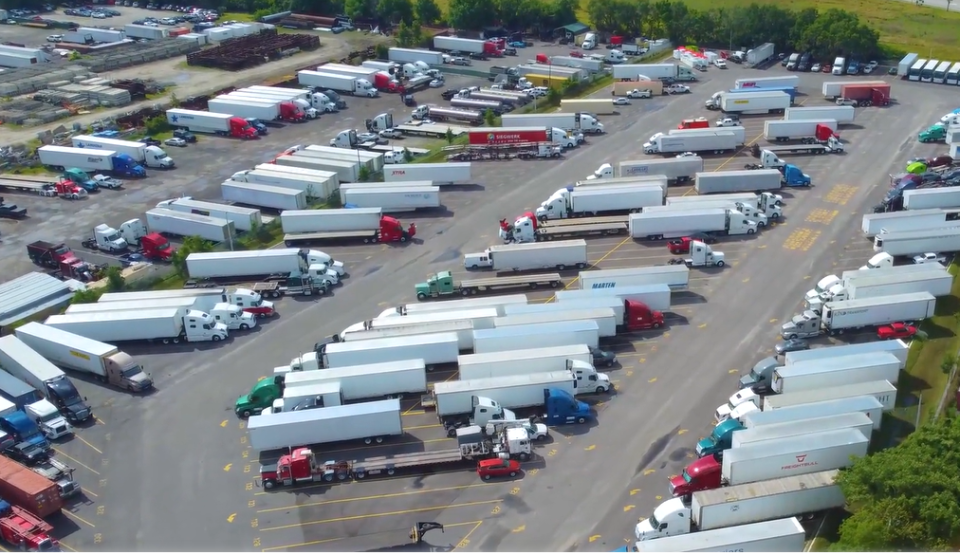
[256,483,498,513]
[805,209,839,225]
[824,184,858,205]
[258,500,502,532]
[782,228,821,252]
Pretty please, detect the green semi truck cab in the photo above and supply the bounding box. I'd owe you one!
[415,271,459,299]
[694,418,744,458]
[235,377,282,418]
[918,124,946,143]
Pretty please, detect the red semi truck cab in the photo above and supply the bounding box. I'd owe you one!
[279,102,306,123]
[379,216,416,242]
[482,41,502,56]
[373,72,402,93]
[669,453,722,497]
[139,232,175,261]
[536,53,549,64]
[624,299,664,330]
[228,117,259,139]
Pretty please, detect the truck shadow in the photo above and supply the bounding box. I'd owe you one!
[441,183,485,192]
[46,512,82,537]
[671,292,706,305]
[123,337,236,356]
[386,206,454,219]
[841,123,865,131]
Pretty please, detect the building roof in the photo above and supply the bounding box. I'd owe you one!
[0,272,74,327]
[556,22,589,35]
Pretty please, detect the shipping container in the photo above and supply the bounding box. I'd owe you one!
[0,457,62,518]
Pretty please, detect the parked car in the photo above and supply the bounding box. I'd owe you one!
[775,338,809,355]
[164,137,187,147]
[589,346,616,367]
[141,136,161,146]
[836,98,858,106]
[626,89,652,99]
[451,57,471,66]
[379,128,403,139]
[714,59,726,69]
[864,60,879,73]
[441,88,459,100]
[811,62,821,72]
[46,34,63,42]
[477,458,520,480]
[877,322,918,340]
[613,97,630,106]
[913,252,947,265]
[666,84,690,94]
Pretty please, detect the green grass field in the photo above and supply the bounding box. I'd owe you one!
[430,0,960,60]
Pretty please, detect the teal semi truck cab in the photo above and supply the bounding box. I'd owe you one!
[737,356,780,392]
[236,376,282,418]
[694,418,744,457]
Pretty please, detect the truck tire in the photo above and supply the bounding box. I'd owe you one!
[557,264,566,271]
[354,470,366,479]
[417,292,427,300]
[576,416,586,424]
[240,323,251,330]
[715,260,725,267]
[518,453,529,461]
[212,335,222,342]
[262,479,276,490]
[747,228,756,234]
[595,386,605,394]
[549,281,560,287]
[576,262,586,269]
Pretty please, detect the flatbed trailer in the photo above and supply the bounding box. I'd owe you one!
[0,175,58,184]
[248,280,328,298]
[534,222,628,240]
[310,449,475,480]
[542,216,629,227]
[0,179,55,193]
[396,124,468,138]
[460,273,562,294]
[752,143,840,156]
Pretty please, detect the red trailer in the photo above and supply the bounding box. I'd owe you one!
[0,501,58,552]
[840,84,891,107]
[468,127,549,145]
[0,458,62,519]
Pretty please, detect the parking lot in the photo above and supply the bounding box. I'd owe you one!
[1,50,956,551]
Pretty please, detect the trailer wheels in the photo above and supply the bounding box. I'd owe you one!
[557,264,566,271]
[355,471,366,479]
[364,437,374,445]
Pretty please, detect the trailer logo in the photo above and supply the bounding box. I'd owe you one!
[733,100,750,104]
[391,170,406,176]
[740,82,758,88]
[781,453,818,471]
[69,350,91,361]
[591,283,617,289]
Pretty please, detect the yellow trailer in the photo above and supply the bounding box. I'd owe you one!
[524,73,571,88]
[613,79,663,96]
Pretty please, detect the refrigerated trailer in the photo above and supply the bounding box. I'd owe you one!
[290,148,380,175]
[432,371,577,416]
[770,351,901,394]
[342,186,441,212]
[342,321,475,351]
[493,308,618,337]
[472,320,600,353]
[784,339,909,367]
[695,170,782,194]
[721,428,869,485]
[237,164,339,198]
[221,181,308,211]
[383,163,471,185]
[207,97,280,121]
[457,345,591,380]
[746,395,885,430]
[464,240,588,272]
[377,295,528,318]
[554,283,672,312]
[634,517,806,552]
[781,292,937,339]
[44,307,228,344]
[763,380,897,412]
[345,308,498,339]
[874,227,960,256]
[156,197,261,232]
[903,188,960,210]
[643,133,739,155]
[861,208,960,236]
[578,266,688,290]
[599,157,703,184]
[784,106,856,124]
[248,398,402,450]
[629,209,758,240]
[145,208,236,244]
[274,155,361,183]
[185,248,343,281]
[317,333,460,369]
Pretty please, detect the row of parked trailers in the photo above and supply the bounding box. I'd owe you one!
[900,53,960,84]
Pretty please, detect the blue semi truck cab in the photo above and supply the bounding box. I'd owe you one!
[541,388,593,425]
[0,411,50,452]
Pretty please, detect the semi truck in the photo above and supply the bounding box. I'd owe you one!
[316,333,459,370]
[388,47,444,65]
[806,265,942,310]
[382,162,471,185]
[340,308,496,343]
[433,36,499,55]
[156,197,261,232]
[378,294,528,318]
[587,157,703,184]
[221,181,308,211]
[233,165,339,199]
[740,339,908,391]
[0,336,93,424]
[903,188,960,211]
[715,352,901,421]
[784,106,856,124]
[643,132,739,155]
[431,377,587,429]
[457,347,610,395]
[97,287,275,318]
[744,395,885,430]
[463,239,588,272]
[635,518,806,552]
[208,97,306,123]
[694,169,782,194]
[472,321,600,353]
[734,76,800,90]
[554,283,671,311]
[65,297,256,331]
[412,271,563,298]
[235,359,426,417]
[763,380,897,412]
[507,294,665,330]
[636,471,843,541]
[71,135,174,169]
[38,146,146,178]
[503,212,627,242]
[342,186,441,212]
[535,185,663,220]
[145,208,236,244]
[578,266,688,290]
[248,398,403,450]
[297,70,378,97]
[670,428,868,497]
[14,322,152,392]
[805,269,952,313]
[873,227,960,256]
[165,109,258,139]
[185,248,343,283]
[860,207,960,237]
[281,208,415,245]
[558,99,618,116]
[647,200,773,228]
[629,209,758,240]
[781,292,937,339]
[698,406,881,459]
[762,120,839,142]
[0,457,63,519]
[45,308,229,345]
[821,80,886,99]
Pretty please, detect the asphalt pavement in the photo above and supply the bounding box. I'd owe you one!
[8,57,960,551]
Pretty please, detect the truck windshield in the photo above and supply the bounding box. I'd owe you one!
[49,378,82,405]
[122,365,145,378]
[155,239,171,250]
[680,469,693,483]
[647,513,660,529]
[105,231,121,242]
[54,245,71,256]
[38,411,60,423]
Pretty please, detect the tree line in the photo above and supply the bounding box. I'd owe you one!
[835,413,960,550]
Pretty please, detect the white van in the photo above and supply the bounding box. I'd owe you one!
[832,57,846,75]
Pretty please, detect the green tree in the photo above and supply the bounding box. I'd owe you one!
[834,414,960,550]
[358,166,371,182]
[448,0,494,29]
[551,0,579,27]
[445,127,454,144]
[378,0,414,23]
[415,0,442,25]
[344,0,376,19]
[105,266,126,292]
[395,18,424,46]
[71,289,102,304]
[483,108,496,126]
[798,9,879,59]
[172,235,214,278]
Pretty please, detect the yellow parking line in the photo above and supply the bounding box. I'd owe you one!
[257,483,495,514]
[258,500,502,533]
